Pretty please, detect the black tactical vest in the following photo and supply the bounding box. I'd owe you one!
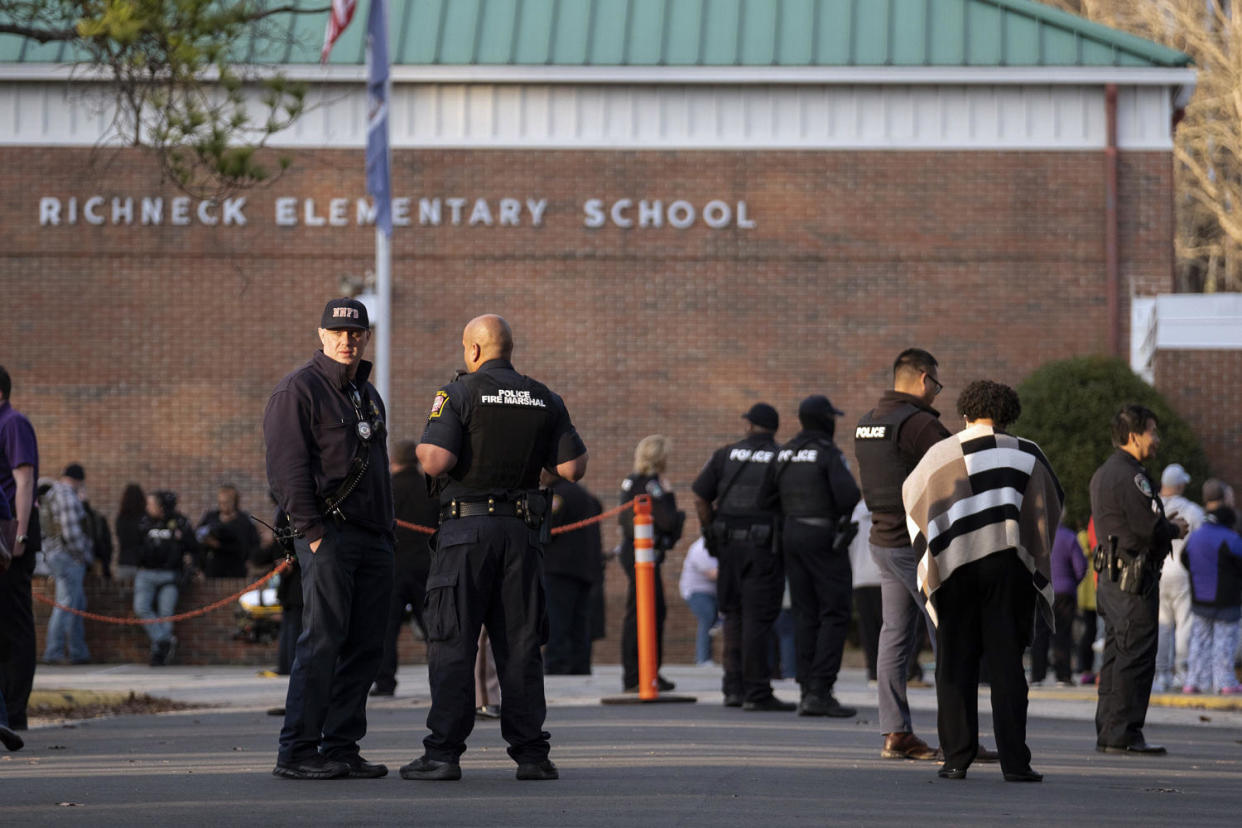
[717,437,778,518]
[854,403,921,513]
[447,369,557,495]
[775,436,836,517]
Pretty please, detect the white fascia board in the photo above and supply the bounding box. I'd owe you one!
[1151,293,1242,350]
[0,61,1197,89]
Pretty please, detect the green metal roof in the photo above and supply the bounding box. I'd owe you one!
[0,0,1192,69]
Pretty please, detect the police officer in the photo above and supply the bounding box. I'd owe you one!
[1090,404,1186,755]
[371,440,440,697]
[264,297,395,780]
[403,314,587,782]
[692,403,791,710]
[854,348,947,760]
[618,435,684,692]
[759,395,861,717]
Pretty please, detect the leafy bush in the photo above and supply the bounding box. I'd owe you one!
[1013,356,1209,528]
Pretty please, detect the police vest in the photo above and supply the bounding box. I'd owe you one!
[448,369,557,494]
[775,436,837,517]
[854,403,921,514]
[717,438,778,518]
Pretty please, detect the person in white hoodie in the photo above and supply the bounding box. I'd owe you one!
[1155,464,1205,692]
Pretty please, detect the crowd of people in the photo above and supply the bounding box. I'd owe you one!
[3,323,1241,782]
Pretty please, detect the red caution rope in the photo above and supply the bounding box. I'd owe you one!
[33,559,292,625]
[395,498,636,536]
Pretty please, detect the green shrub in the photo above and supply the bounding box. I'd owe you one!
[1013,356,1209,528]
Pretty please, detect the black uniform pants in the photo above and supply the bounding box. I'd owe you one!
[423,515,550,764]
[1095,574,1159,748]
[854,585,883,681]
[934,553,1035,775]
[373,558,429,692]
[783,519,852,692]
[278,522,393,763]
[716,539,784,702]
[620,551,666,688]
[1030,593,1078,683]
[0,550,36,730]
[544,573,593,675]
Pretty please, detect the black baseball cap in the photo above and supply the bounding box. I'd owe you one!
[320,297,370,331]
[798,395,844,420]
[742,402,779,431]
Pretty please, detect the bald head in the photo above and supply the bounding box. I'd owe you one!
[462,314,514,372]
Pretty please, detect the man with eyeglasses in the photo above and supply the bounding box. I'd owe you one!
[264,297,395,780]
[854,348,951,761]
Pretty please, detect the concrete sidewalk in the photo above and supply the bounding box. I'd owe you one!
[30,662,1242,729]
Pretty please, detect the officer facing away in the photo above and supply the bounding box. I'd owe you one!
[759,395,861,717]
[1090,404,1187,755]
[692,403,792,711]
[264,297,395,780]
[404,314,587,782]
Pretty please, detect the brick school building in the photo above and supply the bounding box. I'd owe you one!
[5,1,1229,663]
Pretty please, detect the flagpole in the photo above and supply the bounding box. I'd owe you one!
[375,226,391,408]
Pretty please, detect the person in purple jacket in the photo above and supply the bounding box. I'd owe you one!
[1029,513,1088,686]
[1180,479,1242,695]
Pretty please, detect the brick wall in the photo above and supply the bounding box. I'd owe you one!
[1154,349,1242,495]
[7,144,1176,664]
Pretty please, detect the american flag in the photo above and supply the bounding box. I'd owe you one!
[320,0,358,63]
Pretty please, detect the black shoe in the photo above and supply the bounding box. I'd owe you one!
[149,641,169,667]
[938,766,967,779]
[475,705,501,719]
[1097,741,1167,755]
[266,707,286,717]
[656,675,676,692]
[515,759,559,780]
[798,693,856,718]
[369,684,395,697]
[272,754,349,780]
[331,755,388,778]
[743,695,796,712]
[399,755,462,781]
[1003,768,1043,782]
[975,745,1000,763]
[723,693,743,708]
[0,725,23,752]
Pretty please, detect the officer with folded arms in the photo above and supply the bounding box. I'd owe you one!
[264,297,394,780]
[1090,403,1186,756]
[403,314,587,782]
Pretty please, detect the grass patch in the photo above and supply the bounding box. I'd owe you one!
[28,689,200,720]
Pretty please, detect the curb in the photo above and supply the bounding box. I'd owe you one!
[1027,686,1242,712]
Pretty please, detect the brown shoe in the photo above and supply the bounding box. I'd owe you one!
[881,732,943,761]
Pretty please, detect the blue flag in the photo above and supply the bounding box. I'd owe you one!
[366,0,391,236]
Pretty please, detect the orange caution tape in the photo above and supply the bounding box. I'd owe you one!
[33,559,292,625]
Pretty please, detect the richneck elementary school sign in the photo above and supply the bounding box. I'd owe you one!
[36,194,756,231]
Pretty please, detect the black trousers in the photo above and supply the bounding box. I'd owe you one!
[934,553,1035,775]
[0,553,35,730]
[276,604,303,676]
[1095,574,1159,749]
[423,515,550,764]
[1077,608,1098,674]
[783,519,852,692]
[545,573,593,675]
[853,585,883,681]
[373,559,429,692]
[278,522,393,763]
[620,563,666,688]
[716,540,784,702]
[1030,593,1078,683]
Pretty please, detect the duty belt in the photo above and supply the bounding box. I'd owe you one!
[440,496,525,522]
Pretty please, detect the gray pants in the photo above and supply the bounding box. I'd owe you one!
[871,543,936,734]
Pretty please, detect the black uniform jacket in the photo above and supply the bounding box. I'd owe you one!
[264,351,394,544]
[1089,449,1178,558]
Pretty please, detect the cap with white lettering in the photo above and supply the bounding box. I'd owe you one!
[320,297,369,331]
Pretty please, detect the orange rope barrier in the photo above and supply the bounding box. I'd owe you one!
[396,498,636,536]
[37,496,634,625]
[33,559,292,625]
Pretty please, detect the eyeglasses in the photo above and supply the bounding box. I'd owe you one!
[924,374,943,396]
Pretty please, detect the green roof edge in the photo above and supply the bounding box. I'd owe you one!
[985,0,1192,67]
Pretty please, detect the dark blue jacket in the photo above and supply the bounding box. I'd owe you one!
[1181,508,1242,610]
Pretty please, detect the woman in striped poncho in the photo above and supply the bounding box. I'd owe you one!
[902,380,1063,783]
